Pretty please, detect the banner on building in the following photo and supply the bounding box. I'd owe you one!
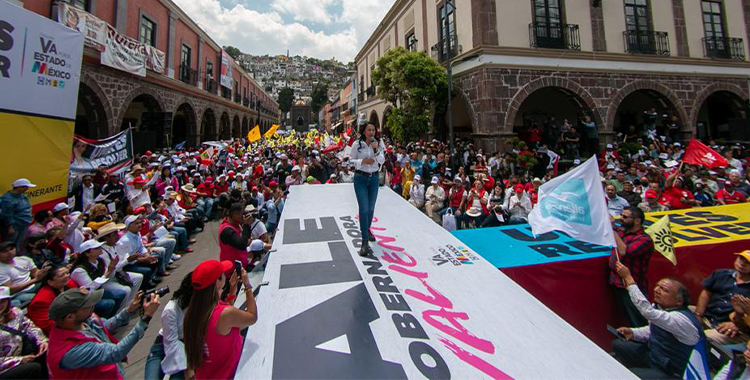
[0,1,84,208]
[220,50,233,89]
[57,4,165,75]
[70,129,134,175]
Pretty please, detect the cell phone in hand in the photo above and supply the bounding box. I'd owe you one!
[607,325,626,339]
[234,260,243,276]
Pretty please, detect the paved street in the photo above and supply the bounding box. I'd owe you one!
[123,221,223,379]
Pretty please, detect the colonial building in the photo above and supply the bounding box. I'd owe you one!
[355,0,750,151]
[17,0,279,152]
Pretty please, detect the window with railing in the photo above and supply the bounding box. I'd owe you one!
[701,1,744,60]
[179,44,195,85]
[623,31,670,55]
[139,16,156,47]
[431,34,458,63]
[529,22,580,50]
[204,60,215,92]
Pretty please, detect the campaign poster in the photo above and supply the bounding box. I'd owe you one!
[220,50,233,89]
[70,129,134,175]
[0,1,84,208]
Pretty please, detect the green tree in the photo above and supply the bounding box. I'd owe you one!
[278,87,295,114]
[223,45,242,60]
[310,84,329,114]
[372,47,447,142]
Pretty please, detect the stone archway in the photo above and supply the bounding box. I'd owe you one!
[693,85,749,140]
[242,116,249,137]
[219,112,231,140]
[607,80,688,133]
[201,108,217,142]
[505,77,604,134]
[232,115,241,139]
[690,82,749,130]
[172,102,197,148]
[120,92,165,153]
[75,81,112,139]
[117,86,166,131]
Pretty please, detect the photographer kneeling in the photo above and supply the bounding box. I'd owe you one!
[47,288,160,379]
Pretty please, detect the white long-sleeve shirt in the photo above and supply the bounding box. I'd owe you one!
[349,139,385,174]
[71,262,109,290]
[426,185,446,204]
[158,299,187,374]
[410,184,426,203]
[628,284,700,345]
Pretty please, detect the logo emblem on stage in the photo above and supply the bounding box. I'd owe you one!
[539,179,592,225]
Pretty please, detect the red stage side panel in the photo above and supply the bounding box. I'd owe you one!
[501,239,750,350]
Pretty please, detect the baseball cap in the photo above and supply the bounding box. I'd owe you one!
[280,154,288,160]
[251,186,258,191]
[205,176,214,183]
[645,189,657,198]
[330,173,337,178]
[431,176,439,184]
[52,202,70,213]
[606,164,615,170]
[0,287,10,301]
[453,175,462,183]
[606,144,613,149]
[514,184,525,192]
[573,159,581,165]
[269,181,279,187]
[736,250,750,263]
[124,215,141,227]
[292,166,301,172]
[12,178,37,188]
[192,260,233,290]
[249,239,265,252]
[79,239,104,253]
[414,175,421,182]
[49,288,104,320]
[133,177,147,186]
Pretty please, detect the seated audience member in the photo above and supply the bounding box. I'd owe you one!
[46,288,160,379]
[144,273,193,380]
[612,262,702,379]
[24,233,60,269]
[714,340,750,380]
[244,205,269,244]
[0,241,49,307]
[98,222,151,292]
[117,215,169,283]
[86,204,114,232]
[27,210,52,237]
[716,180,748,205]
[0,286,49,380]
[606,184,631,217]
[71,240,129,318]
[27,266,73,336]
[408,175,426,211]
[639,189,670,213]
[694,250,750,345]
[504,184,531,225]
[424,176,447,224]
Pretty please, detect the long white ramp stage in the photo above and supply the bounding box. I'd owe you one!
[235,184,634,379]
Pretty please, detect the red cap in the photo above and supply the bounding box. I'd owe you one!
[192,260,233,290]
[144,151,153,157]
[269,181,278,187]
[205,176,213,183]
[133,206,147,214]
[133,177,147,186]
[252,186,258,191]
[514,184,525,192]
[645,189,657,198]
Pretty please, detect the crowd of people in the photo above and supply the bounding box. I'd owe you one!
[0,112,749,379]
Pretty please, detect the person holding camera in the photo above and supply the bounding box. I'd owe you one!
[144,273,193,380]
[46,287,160,379]
[219,203,254,272]
[184,260,257,380]
[0,286,49,380]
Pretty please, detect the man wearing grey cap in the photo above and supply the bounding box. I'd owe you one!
[46,288,160,379]
[0,178,36,248]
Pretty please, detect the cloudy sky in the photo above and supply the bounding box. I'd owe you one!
[173,0,397,63]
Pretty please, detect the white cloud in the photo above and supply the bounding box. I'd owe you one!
[339,0,396,53]
[270,0,339,25]
[174,0,358,61]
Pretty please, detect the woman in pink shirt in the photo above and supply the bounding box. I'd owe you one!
[155,167,180,197]
[183,260,257,380]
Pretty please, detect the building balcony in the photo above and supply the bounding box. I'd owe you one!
[703,37,745,61]
[243,97,249,107]
[179,64,198,86]
[357,92,364,102]
[204,77,215,93]
[529,22,580,51]
[431,34,459,63]
[234,93,241,103]
[623,30,670,56]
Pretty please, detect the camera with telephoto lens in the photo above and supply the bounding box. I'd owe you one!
[144,286,170,299]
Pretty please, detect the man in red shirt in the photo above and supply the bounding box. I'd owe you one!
[664,176,699,210]
[716,180,747,205]
[196,177,217,220]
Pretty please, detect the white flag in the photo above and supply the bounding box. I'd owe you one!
[528,155,616,248]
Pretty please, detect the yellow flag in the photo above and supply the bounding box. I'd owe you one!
[646,215,676,265]
[200,147,214,160]
[247,125,261,143]
[265,124,280,139]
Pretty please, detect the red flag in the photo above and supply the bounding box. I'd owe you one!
[683,139,728,168]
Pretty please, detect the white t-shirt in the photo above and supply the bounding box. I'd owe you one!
[250,220,267,240]
[0,256,35,287]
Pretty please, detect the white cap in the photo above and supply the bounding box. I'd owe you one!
[124,215,141,227]
[414,175,421,182]
[573,159,581,165]
[249,239,265,252]
[533,177,542,183]
[659,153,669,160]
[79,239,104,253]
[12,178,36,188]
[606,144,613,149]
[674,142,681,147]
[330,173,337,178]
[52,202,70,213]
[292,165,301,172]
[280,154,288,160]
[0,287,10,301]
[454,175,462,182]
[431,176,439,184]
[606,164,615,170]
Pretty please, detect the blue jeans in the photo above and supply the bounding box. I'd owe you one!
[95,288,127,318]
[125,263,156,285]
[144,336,185,380]
[170,226,188,251]
[353,173,380,242]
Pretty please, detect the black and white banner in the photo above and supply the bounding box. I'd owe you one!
[70,128,133,175]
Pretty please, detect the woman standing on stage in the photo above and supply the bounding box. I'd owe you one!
[183,260,257,380]
[349,121,385,256]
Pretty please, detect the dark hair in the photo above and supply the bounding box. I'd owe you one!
[183,283,219,370]
[34,210,50,224]
[357,121,379,151]
[627,207,646,225]
[73,247,105,278]
[41,265,66,288]
[229,202,244,215]
[25,232,46,248]
[173,272,195,310]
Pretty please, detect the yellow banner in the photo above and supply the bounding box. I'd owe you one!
[264,124,280,139]
[248,125,261,143]
[0,112,74,206]
[644,203,750,248]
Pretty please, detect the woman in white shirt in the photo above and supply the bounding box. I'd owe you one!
[144,272,193,380]
[348,121,385,257]
[408,175,426,210]
[70,239,130,318]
